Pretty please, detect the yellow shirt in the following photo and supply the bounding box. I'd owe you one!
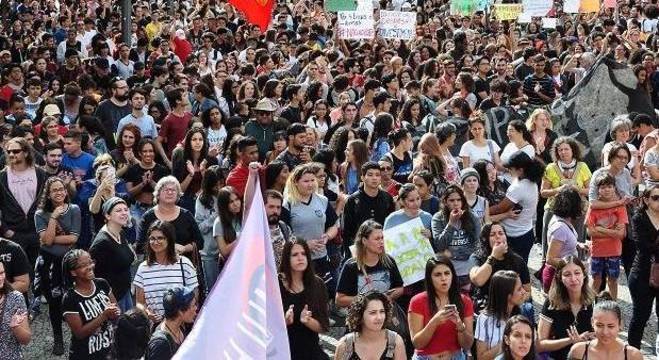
[145,22,162,42]
[543,162,592,209]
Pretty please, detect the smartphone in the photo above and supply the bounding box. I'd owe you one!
[444,304,457,312]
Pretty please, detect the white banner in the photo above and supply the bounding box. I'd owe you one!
[337,10,375,40]
[378,11,416,40]
[522,0,552,16]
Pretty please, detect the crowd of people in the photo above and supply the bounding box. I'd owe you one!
[1,0,659,359]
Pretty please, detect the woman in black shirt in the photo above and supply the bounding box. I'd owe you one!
[61,249,120,360]
[171,128,216,214]
[279,240,329,360]
[89,197,135,313]
[628,185,659,349]
[536,256,595,360]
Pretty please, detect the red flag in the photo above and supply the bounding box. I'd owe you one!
[229,0,274,33]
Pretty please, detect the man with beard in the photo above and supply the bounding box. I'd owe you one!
[94,77,131,150]
[264,190,292,268]
[42,142,76,196]
[0,137,48,279]
[116,88,158,140]
[276,123,311,170]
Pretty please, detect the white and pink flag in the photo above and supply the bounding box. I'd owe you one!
[174,165,291,360]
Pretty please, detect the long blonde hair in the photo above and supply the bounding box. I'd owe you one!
[284,164,319,205]
[526,108,553,131]
[354,220,393,274]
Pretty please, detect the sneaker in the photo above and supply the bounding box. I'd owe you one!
[52,338,64,356]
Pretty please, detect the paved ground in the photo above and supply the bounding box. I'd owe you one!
[22,244,658,359]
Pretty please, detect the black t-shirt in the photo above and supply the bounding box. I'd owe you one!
[147,328,180,360]
[89,231,135,299]
[385,151,413,184]
[61,278,114,360]
[0,238,30,283]
[337,256,404,296]
[540,299,593,360]
[122,163,170,197]
[469,252,530,306]
[474,75,490,105]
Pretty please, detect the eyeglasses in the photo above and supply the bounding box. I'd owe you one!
[380,166,392,170]
[149,235,166,243]
[6,149,23,154]
[51,186,67,193]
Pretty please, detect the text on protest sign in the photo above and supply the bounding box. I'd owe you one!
[521,0,552,17]
[378,11,416,40]
[383,218,435,286]
[450,0,478,16]
[337,11,375,39]
[493,4,523,21]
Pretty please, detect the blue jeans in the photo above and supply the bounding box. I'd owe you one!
[412,351,466,360]
[117,291,133,313]
[201,257,220,294]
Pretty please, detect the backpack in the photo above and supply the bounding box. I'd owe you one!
[341,329,397,360]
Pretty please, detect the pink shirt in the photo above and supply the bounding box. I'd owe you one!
[7,167,37,215]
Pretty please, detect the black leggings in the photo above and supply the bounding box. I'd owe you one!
[40,252,64,339]
[627,270,659,348]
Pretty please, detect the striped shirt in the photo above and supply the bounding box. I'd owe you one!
[133,256,198,317]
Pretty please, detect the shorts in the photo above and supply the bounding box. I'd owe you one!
[590,256,621,279]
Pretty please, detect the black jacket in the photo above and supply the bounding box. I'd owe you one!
[0,166,47,239]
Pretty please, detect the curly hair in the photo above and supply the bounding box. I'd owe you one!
[550,136,584,163]
[345,291,392,333]
[551,187,583,219]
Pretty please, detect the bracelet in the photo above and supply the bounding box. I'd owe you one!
[457,322,466,333]
[486,256,495,265]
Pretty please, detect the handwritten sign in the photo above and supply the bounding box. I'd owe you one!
[383,218,435,286]
[450,0,478,16]
[522,0,552,16]
[326,0,358,12]
[493,4,523,20]
[378,11,416,40]
[337,11,375,39]
[603,0,616,8]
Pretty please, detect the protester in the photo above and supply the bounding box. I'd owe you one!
[568,292,643,360]
[497,315,535,360]
[334,291,406,360]
[0,259,31,360]
[279,239,330,359]
[146,286,197,359]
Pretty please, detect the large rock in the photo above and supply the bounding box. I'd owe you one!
[551,57,656,168]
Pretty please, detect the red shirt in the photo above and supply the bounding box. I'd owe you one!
[586,205,628,257]
[159,112,192,156]
[172,37,193,65]
[226,163,250,197]
[409,292,474,356]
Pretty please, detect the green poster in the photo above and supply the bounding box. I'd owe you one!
[326,0,358,12]
[450,0,478,16]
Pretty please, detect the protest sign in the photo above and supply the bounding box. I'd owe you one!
[564,0,580,13]
[450,0,477,16]
[603,0,616,8]
[378,10,416,40]
[493,4,523,21]
[337,10,375,39]
[326,0,358,12]
[383,218,435,286]
[542,17,557,29]
[580,0,600,13]
[521,0,552,16]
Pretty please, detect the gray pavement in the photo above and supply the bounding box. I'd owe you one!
[22,244,657,359]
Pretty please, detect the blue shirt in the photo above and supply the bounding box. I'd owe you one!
[62,151,95,181]
[116,113,159,139]
[383,209,433,230]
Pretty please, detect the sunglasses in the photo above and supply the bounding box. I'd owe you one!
[6,149,23,154]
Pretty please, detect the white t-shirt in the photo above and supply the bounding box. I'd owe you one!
[459,140,501,164]
[501,178,538,237]
[500,143,535,183]
[475,312,506,354]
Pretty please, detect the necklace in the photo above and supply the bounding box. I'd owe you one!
[164,322,183,344]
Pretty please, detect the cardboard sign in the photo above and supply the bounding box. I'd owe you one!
[564,0,580,13]
[337,10,375,39]
[542,17,557,29]
[383,218,435,286]
[493,4,523,20]
[580,0,600,13]
[378,10,416,40]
